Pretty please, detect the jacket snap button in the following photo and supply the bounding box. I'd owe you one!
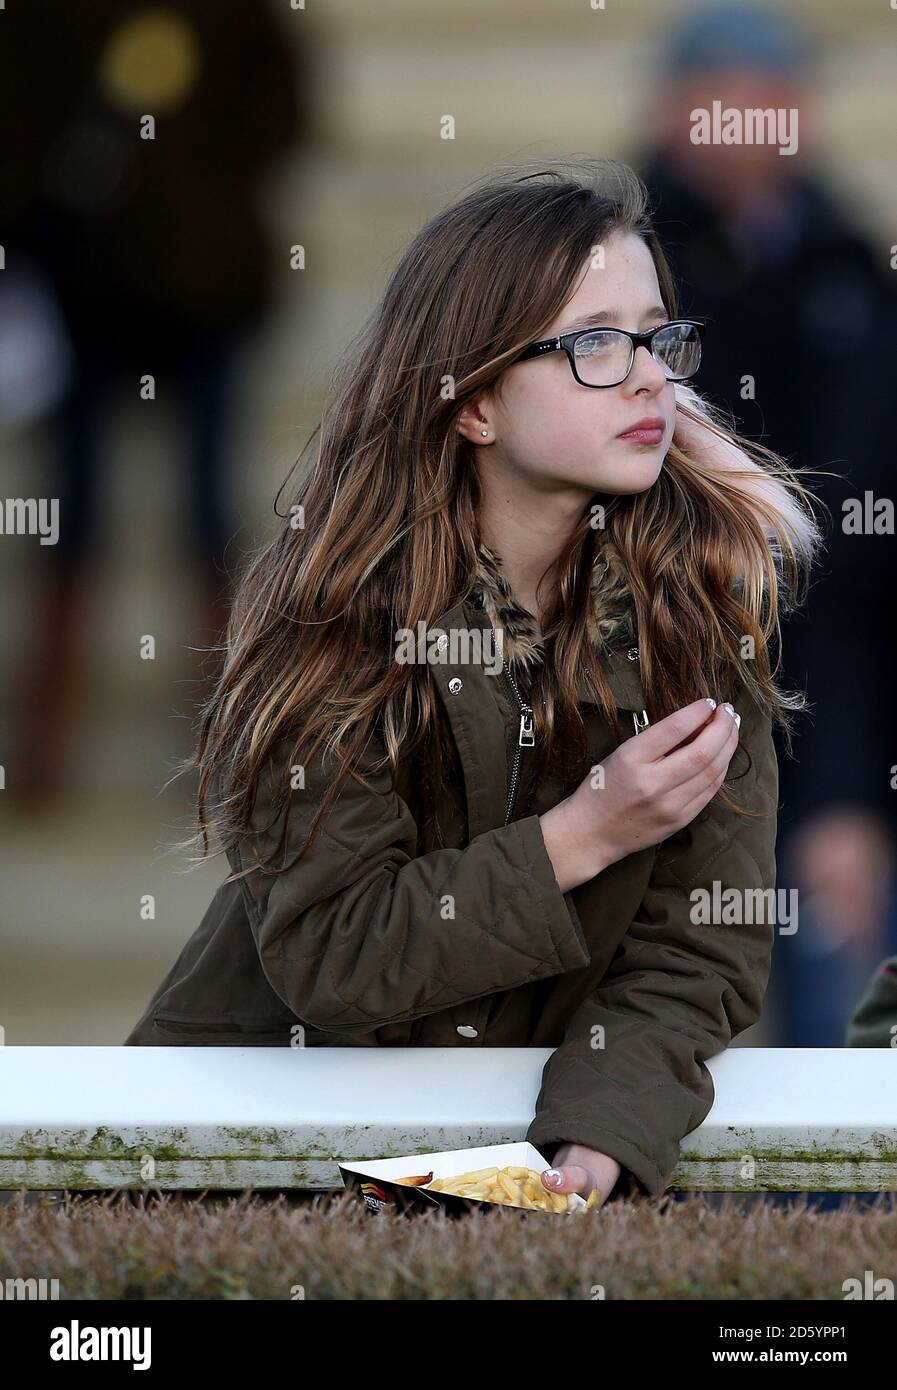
[627,647,640,662]
[448,677,463,694]
[456,1024,478,1038]
[435,633,448,652]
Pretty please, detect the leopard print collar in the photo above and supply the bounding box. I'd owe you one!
[469,533,637,675]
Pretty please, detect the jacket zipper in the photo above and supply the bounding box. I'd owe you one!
[501,657,535,825]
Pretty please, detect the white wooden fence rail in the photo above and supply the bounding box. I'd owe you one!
[1,1046,894,1192]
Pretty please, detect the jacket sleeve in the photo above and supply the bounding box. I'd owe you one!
[526,681,779,1197]
[227,735,591,1033]
[845,957,897,1047]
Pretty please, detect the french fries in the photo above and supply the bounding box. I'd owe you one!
[394,1163,577,1213]
[393,1171,434,1187]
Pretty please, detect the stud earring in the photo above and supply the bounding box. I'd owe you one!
[481,429,488,437]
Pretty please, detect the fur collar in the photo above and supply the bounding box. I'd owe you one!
[469,534,637,675]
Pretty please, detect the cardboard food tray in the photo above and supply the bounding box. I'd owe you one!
[338,1141,589,1216]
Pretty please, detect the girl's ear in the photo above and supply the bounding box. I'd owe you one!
[455,396,492,445]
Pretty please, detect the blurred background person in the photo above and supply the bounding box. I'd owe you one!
[635,1,897,1049]
[0,0,305,806]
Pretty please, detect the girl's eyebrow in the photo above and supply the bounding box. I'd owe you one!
[558,304,668,333]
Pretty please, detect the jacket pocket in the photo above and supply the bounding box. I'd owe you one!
[152,1012,300,1043]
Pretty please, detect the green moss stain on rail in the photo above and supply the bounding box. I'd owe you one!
[5,1126,897,1191]
[679,1136,897,1168]
[1,1123,491,1164]
[671,1142,897,1192]
[0,1124,447,1189]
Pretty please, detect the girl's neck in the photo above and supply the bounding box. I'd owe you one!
[478,528,563,632]
[475,461,590,629]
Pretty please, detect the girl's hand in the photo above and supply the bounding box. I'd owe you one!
[545,698,740,890]
[540,1144,621,1208]
[589,698,740,869]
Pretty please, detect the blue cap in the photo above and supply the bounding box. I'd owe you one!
[662,1,817,76]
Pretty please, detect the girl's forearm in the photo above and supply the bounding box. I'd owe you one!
[539,799,609,894]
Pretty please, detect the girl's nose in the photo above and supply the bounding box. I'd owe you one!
[628,343,668,391]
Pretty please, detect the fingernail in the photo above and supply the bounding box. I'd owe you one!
[543,1168,564,1187]
[723,702,736,719]
[705,697,717,709]
[734,712,741,728]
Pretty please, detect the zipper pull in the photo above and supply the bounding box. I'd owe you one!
[519,707,535,746]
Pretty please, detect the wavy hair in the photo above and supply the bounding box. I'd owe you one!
[168,157,824,876]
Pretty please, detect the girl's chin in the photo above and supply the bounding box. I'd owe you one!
[589,459,666,494]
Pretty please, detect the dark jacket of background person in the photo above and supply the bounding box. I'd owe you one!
[846,958,897,1047]
[0,0,305,355]
[638,153,897,840]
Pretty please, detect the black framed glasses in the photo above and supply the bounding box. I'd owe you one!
[515,318,705,388]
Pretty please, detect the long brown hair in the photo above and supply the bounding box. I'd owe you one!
[170,157,823,877]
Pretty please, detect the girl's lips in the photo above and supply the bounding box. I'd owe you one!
[618,427,664,445]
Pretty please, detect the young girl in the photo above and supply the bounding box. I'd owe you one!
[126,158,821,1208]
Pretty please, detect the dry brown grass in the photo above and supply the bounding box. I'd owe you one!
[2,1188,897,1300]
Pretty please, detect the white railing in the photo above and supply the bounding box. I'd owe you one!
[1,1046,894,1192]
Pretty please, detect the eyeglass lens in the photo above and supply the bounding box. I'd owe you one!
[573,322,701,386]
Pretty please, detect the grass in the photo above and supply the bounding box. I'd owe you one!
[1,1188,897,1300]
